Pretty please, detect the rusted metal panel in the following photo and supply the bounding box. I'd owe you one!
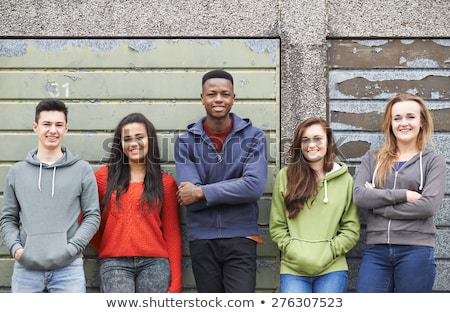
[328,39,450,293]
[331,106,450,131]
[333,131,450,161]
[329,70,450,100]
[328,39,450,69]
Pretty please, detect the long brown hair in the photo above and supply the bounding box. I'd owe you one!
[375,93,434,187]
[284,117,337,218]
[103,113,164,215]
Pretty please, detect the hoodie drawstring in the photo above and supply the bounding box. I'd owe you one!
[371,162,379,188]
[419,151,423,191]
[51,167,56,198]
[38,163,42,192]
[38,163,57,198]
[323,179,329,203]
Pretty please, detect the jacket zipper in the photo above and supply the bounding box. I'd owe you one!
[387,170,399,244]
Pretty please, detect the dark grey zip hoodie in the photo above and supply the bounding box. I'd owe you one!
[0,146,100,270]
[353,149,446,247]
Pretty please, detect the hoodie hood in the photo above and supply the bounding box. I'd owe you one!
[370,150,425,191]
[26,146,80,198]
[186,112,251,136]
[319,162,346,205]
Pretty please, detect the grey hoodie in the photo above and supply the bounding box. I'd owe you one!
[0,146,100,270]
[353,149,446,247]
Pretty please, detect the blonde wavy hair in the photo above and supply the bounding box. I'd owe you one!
[374,93,434,187]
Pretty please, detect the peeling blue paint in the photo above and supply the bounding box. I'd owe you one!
[166,39,179,45]
[81,131,97,136]
[192,39,208,46]
[64,75,82,82]
[0,39,28,56]
[353,39,389,46]
[45,81,57,94]
[34,39,121,51]
[400,39,415,45]
[244,39,279,65]
[238,79,250,88]
[1,39,123,56]
[208,39,223,48]
[431,91,441,99]
[431,39,450,47]
[128,39,157,52]
[407,58,440,67]
[83,99,100,105]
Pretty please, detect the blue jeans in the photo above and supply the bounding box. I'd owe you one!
[356,244,436,293]
[99,257,170,293]
[11,257,86,293]
[189,238,257,293]
[280,271,348,293]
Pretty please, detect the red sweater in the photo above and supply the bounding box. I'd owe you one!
[90,166,182,292]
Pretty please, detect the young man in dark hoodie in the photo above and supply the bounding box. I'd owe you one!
[175,70,268,293]
[0,98,100,292]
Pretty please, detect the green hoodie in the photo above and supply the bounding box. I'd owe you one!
[269,162,360,276]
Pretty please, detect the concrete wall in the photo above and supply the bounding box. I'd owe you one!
[1,0,449,292]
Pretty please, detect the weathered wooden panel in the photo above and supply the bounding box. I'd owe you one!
[330,100,450,132]
[328,39,450,69]
[0,259,13,288]
[328,39,450,293]
[329,70,450,100]
[0,100,278,131]
[0,131,277,162]
[0,71,277,100]
[0,39,279,68]
[332,132,450,161]
[0,164,278,196]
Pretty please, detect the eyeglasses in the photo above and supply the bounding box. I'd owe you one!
[301,137,323,146]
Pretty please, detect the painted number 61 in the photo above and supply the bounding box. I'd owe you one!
[47,82,70,97]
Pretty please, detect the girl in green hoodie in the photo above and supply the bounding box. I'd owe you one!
[270,117,360,293]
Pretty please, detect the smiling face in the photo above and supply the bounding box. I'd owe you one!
[33,110,68,152]
[121,122,149,164]
[301,123,328,165]
[201,77,235,121]
[391,100,422,146]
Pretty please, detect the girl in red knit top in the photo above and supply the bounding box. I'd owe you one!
[90,113,182,293]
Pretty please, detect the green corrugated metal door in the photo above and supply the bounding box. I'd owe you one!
[0,38,281,292]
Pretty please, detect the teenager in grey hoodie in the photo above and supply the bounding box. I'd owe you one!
[353,93,446,293]
[0,98,100,292]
